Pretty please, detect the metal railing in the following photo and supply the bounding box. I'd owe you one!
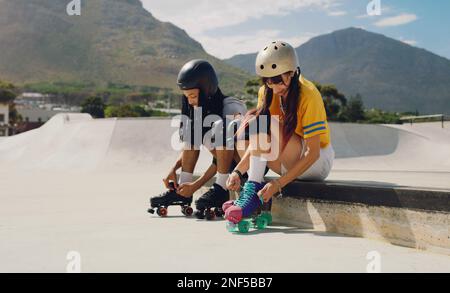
[400,114,449,128]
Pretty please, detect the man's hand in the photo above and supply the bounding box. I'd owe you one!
[163,169,178,190]
[177,182,197,198]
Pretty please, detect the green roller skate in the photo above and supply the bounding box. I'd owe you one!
[225,190,273,234]
[226,211,272,233]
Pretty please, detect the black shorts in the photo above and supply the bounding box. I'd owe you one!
[238,114,271,141]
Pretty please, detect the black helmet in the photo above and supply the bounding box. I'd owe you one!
[177,59,218,98]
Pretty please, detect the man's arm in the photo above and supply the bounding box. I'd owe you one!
[163,152,183,189]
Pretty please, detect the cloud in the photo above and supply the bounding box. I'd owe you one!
[374,13,418,27]
[328,10,347,16]
[140,0,338,35]
[140,0,335,58]
[200,30,316,59]
[356,14,370,19]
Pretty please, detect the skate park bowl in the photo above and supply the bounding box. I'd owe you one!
[0,113,449,256]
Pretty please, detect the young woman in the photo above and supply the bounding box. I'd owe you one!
[223,41,335,224]
[149,59,247,219]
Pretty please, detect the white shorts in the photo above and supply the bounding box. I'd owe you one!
[281,142,335,181]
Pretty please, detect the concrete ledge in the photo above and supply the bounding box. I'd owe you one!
[278,180,450,213]
[270,179,450,255]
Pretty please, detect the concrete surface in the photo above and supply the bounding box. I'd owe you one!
[1,114,450,272]
[1,171,449,273]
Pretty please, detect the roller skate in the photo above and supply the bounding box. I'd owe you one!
[221,167,269,214]
[194,183,229,220]
[148,182,193,217]
[224,181,273,233]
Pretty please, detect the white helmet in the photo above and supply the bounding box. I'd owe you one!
[255,41,299,77]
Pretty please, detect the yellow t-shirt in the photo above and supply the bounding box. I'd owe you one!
[256,75,331,148]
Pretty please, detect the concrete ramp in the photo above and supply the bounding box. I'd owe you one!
[98,118,182,171]
[332,123,401,158]
[0,114,115,171]
[331,123,450,172]
[1,114,450,175]
[0,113,212,172]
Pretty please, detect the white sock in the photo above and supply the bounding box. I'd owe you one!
[179,171,193,185]
[215,172,229,190]
[248,156,267,183]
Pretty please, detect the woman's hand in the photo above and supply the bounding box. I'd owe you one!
[163,169,178,190]
[177,182,196,198]
[226,172,241,191]
[257,181,279,203]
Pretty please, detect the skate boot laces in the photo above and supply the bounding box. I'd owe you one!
[235,182,258,207]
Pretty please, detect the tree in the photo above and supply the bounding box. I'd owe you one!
[313,82,347,121]
[0,81,22,126]
[0,80,17,104]
[365,108,401,124]
[241,78,261,110]
[0,89,16,103]
[105,104,140,118]
[0,80,16,91]
[81,96,105,118]
[339,94,365,122]
[8,105,22,125]
[244,78,261,96]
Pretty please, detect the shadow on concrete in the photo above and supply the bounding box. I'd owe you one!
[228,225,361,238]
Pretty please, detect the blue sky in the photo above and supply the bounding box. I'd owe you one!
[140,0,450,60]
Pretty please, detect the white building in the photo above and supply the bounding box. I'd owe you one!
[0,102,9,136]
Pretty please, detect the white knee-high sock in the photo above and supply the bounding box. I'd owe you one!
[248,156,267,183]
[215,172,229,190]
[179,171,193,184]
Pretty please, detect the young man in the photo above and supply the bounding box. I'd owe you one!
[149,59,247,219]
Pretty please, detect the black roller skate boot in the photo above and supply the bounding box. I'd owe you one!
[194,183,230,220]
[148,182,193,217]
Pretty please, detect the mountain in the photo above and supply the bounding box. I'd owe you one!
[225,27,450,114]
[0,0,251,94]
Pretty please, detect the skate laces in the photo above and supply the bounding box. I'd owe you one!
[235,182,257,207]
[203,187,215,200]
